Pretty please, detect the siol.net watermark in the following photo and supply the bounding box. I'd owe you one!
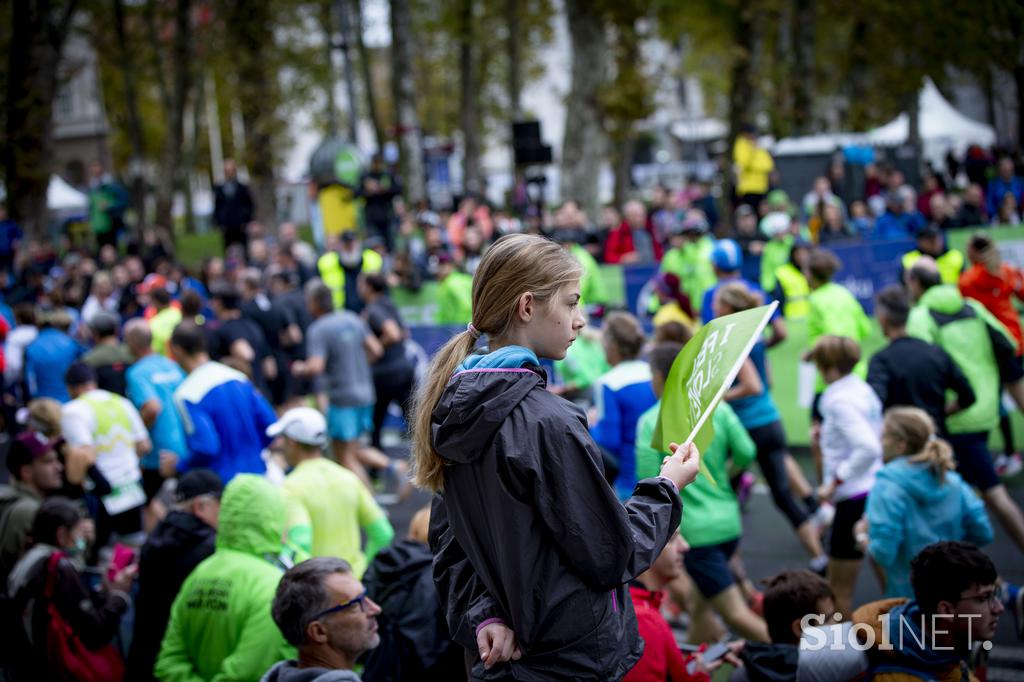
[799,612,993,652]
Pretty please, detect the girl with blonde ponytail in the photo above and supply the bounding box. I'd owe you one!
[863,406,994,598]
[413,234,700,679]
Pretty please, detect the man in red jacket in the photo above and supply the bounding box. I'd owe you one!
[625,533,739,681]
[605,200,664,264]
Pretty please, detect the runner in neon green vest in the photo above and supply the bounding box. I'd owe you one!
[317,234,384,310]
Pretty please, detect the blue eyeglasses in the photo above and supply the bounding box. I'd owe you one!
[313,590,369,619]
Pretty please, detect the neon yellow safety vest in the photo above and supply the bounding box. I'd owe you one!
[317,249,384,310]
[901,249,964,286]
[774,262,810,320]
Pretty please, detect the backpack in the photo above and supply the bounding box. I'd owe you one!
[44,552,125,682]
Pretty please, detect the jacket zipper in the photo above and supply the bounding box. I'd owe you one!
[611,589,618,612]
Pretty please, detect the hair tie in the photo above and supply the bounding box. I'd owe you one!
[467,323,482,339]
[927,434,937,443]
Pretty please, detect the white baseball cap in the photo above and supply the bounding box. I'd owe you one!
[266,407,327,446]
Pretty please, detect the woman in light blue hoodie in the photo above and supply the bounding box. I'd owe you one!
[864,406,993,598]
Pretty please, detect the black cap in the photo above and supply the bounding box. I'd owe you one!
[917,225,941,239]
[175,468,224,502]
[65,362,97,387]
[340,231,357,243]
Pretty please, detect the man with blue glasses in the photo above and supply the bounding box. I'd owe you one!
[264,557,382,681]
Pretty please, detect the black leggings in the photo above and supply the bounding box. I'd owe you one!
[372,373,414,448]
[747,420,810,529]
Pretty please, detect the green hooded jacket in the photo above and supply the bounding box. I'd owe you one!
[436,271,474,325]
[808,282,873,390]
[569,244,608,307]
[907,284,1016,434]
[155,475,295,682]
[661,237,716,315]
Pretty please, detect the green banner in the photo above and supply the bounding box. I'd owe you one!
[654,301,778,480]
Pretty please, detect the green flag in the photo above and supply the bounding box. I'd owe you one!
[653,301,778,481]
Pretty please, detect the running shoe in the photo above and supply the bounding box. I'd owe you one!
[995,452,1023,478]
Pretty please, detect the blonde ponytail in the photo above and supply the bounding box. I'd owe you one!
[410,330,479,491]
[409,234,583,492]
[908,438,955,478]
[883,407,955,479]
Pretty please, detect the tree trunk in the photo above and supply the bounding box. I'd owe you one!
[353,0,384,154]
[768,1,792,138]
[791,0,815,135]
[561,0,606,224]
[2,0,78,240]
[1015,65,1024,148]
[389,0,425,204]
[506,0,521,117]
[335,0,359,144]
[506,0,521,183]
[725,0,755,210]
[227,0,278,226]
[727,0,755,147]
[112,0,147,233]
[319,0,339,137]
[150,0,193,232]
[458,0,482,195]
[846,19,870,130]
[611,136,633,208]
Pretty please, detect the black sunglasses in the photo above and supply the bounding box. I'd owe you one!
[313,590,369,619]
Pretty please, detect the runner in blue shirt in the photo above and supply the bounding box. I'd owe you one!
[125,319,188,501]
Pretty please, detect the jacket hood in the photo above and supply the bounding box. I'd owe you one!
[432,364,545,464]
[853,598,964,670]
[456,345,539,372]
[148,510,215,556]
[216,474,286,557]
[739,641,799,682]
[364,539,431,583]
[877,458,951,504]
[260,660,362,682]
[919,284,965,315]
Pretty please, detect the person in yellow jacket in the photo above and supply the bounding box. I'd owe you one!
[435,253,473,325]
[899,225,964,286]
[733,124,774,209]
[317,231,383,312]
[771,241,812,320]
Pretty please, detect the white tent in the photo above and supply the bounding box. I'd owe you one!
[867,78,995,152]
[47,174,88,212]
[772,79,995,168]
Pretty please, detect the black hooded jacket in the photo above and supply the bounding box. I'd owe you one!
[428,365,682,681]
[126,510,216,680]
[361,539,465,681]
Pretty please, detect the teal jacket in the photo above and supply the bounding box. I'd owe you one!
[866,458,992,599]
[156,475,295,681]
[907,284,1017,434]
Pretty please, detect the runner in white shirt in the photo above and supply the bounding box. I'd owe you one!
[61,363,151,548]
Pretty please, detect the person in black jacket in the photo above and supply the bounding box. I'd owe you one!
[213,159,254,253]
[867,285,975,435]
[361,506,465,681]
[6,497,136,680]
[409,234,700,680]
[125,469,221,681]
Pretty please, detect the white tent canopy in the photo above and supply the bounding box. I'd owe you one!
[772,79,995,168]
[47,174,88,212]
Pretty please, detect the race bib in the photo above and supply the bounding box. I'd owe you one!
[101,480,146,516]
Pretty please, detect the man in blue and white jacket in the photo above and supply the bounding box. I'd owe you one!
[169,322,276,483]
